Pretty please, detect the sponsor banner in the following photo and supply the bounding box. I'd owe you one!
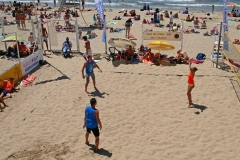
[0,63,23,88]
[143,31,183,41]
[223,0,228,51]
[20,51,40,76]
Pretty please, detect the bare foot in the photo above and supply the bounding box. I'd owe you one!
[4,104,9,108]
[85,141,89,145]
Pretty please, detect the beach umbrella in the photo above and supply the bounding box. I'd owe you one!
[108,38,136,48]
[2,35,23,42]
[146,41,175,51]
[228,2,236,6]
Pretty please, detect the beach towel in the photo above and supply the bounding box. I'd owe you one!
[188,59,204,64]
[107,22,118,25]
[21,74,37,86]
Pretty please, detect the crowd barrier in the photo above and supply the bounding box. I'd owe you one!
[0,50,44,87]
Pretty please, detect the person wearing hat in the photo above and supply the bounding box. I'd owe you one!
[0,76,20,101]
[82,55,102,92]
[187,61,198,108]
[62,37,72,58]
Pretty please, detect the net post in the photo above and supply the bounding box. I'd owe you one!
[216,22,223,68]
[46,20,52,51]
[75,19,80,53]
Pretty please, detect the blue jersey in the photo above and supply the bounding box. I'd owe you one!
[85,106,98,129]
[86,60,94,74]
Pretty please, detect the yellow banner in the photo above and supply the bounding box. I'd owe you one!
[0,63,23,87]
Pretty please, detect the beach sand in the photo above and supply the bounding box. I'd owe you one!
[0,6,240,160]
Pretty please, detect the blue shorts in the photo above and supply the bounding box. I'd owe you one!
[62,48,71,54]
[1,90,9,97]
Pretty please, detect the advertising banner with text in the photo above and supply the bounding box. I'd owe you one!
[143,31,183,41]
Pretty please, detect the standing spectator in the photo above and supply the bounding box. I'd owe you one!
[20,12,26,30]
[93,14,96,25]
[212,5,214,14]
[41,23,49,51]
[15,10,20,29]
[83,36,92,60]
[0,76,20,100]
[125,18,133,39]
[168,11,173,32]
[83,98,102,152]
[81,0,85,9]
[82,56,102,92]
[62,37,72,58]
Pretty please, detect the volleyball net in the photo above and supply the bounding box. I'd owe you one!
[222,32,240,84]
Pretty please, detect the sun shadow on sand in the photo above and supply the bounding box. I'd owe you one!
[192,104,208,114]
[88,88,109,98]
[35,62,70,85]
[88,144,112,157]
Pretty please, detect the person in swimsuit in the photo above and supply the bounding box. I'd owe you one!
[15,10,20,29]
[187,62,198,108]
[41,23,49,51]
[81,0,85,9]
[83,36,92,60]
[83,98,102,152]
[20,12,26,30]
[82,55,102,92]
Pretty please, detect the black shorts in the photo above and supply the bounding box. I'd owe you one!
[87,127,100,137]
[82,2,85,6]
[1,90,9,97]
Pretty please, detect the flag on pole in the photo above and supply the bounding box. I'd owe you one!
[223,0,228,51]
[95,0,106,43]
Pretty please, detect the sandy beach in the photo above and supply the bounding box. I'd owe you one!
[0,4,240,160]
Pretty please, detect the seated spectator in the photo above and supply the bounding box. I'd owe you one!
[6,46,15,58]
[125,45,134,64]
[150,18,154,24]
[193,17,199,28]
[68,23,76,32]
[137,45,146,62]
[142,19,148,24]
[55,22,62,32]
[201,20,207,28]
[186,15,191,21]
[123,10,128,16]
[160,14,163,21]
[183,7,188,14]
[165,11,169,18]
[177,50,189,63]
[19,42,29,57]
[0,76,20,101]
[5,5,11,12]
[75,11,79,17]
[130,10,136,16]
[143,48,154,62]
[2,17,9,25]
[39,12,44,19]
[174,13,178,18]
[62,37,72,58]
[134,15,140,20]
[29,43,39,54]
[28,32,34,44]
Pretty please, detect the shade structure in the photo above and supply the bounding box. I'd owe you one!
[2,35,23,42]
[108,38,136,49]
[146,41,175,51]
